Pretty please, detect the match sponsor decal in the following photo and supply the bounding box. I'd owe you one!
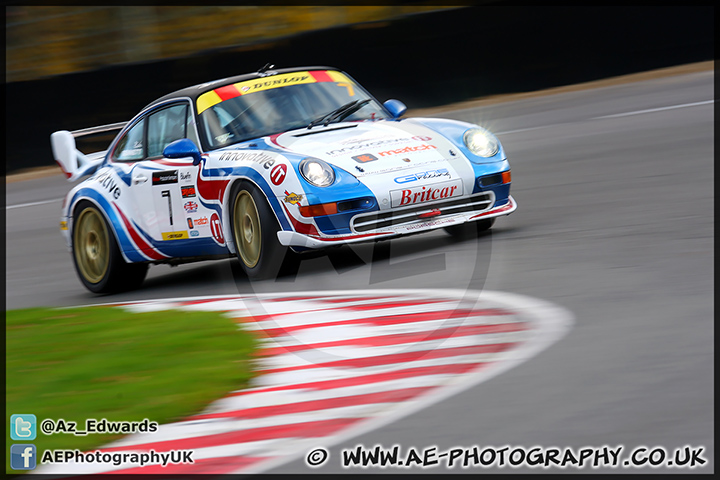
[390,179,463,208]
[379,144,437,157]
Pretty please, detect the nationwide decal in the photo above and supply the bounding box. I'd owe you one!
[93,171,122,199]
[270,163,287,185]
[59,221,68,231]
[194,216,209,226]
[181,185,196,198]
[187,218,194,229]
[283,191,304,205]
[390,179,463,207]
[218,151,275,169]
[379,144,437,157]
[152,170,178,185]
[353,153,378,163]
[394,168,451,184]
[184,201,198,213]
[180,171,192,181]
[161,231,189,240]
[210,212,225,245]
[190,230,200,237]
[326,135,432,156]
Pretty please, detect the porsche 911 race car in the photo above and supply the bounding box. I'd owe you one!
[52,65,516,293]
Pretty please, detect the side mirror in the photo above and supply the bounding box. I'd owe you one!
[163,138,203,166]
[383,99,407,119]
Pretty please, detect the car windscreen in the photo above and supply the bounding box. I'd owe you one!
[196,71,387,150]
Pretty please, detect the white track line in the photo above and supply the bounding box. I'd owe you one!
[5,198,61,210]
[592,99,714,119]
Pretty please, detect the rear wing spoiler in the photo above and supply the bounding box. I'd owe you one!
[50,122,126,181]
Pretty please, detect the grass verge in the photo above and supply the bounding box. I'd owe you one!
[6,305,258,473]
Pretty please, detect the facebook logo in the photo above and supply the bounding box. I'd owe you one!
[11,444,36,470]
[10,414,36,440]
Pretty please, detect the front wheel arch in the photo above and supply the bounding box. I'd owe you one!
[228,180,289,279]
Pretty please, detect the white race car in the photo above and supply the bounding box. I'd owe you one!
[52,65,516,292]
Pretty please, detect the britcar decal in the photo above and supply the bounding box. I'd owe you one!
[390,179,463,208]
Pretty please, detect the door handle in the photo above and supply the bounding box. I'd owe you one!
[133,174,148,185]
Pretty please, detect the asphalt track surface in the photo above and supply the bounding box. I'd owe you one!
[5,68,714,473]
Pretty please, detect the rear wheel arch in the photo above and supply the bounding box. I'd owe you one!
[71,199,148,293]
[71,196,133,264]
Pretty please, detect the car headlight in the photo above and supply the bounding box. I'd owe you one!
[299,158,335,187]
[463,127,499,157]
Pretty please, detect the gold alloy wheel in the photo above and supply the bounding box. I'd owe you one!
[74,207,110,284]
[233,191,262,268]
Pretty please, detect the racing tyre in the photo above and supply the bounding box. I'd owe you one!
[230,181,288,280]
[444,218,495,239]
[72,201,148,293]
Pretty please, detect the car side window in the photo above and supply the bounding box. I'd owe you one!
[185,109,201,148]
[147,104,188,158]
[113,119,145,161]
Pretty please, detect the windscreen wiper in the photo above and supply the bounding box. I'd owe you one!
[329,99,371,125]
[307,100,367,129]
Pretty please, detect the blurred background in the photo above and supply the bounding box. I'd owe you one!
[4,4,714,173]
